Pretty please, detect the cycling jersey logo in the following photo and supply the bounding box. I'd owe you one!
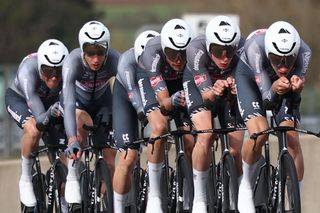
[122,133,130,143]
[150,75,163,87]
[151,54,161,72]
[193,50,204,71]
[194,75,207,86]
[138,79,147,107]
[252,102,260,110]
[183,81,193,109]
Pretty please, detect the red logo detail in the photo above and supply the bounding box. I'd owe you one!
[255,75,261,84]
[255,29,267,35]
[150,75,163,87]
[128,92,133,99]
[194,75,207,86]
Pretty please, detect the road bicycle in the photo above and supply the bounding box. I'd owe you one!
[191,126,245,213]
[124,120,148,213]
[251,99,320,213]
[133,128,176,213]
[80,122,115,213]
[21,122,68,213]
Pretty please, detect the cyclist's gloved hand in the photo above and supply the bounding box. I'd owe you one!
[171,90,185,107]
[137,111,148,127]
[49,102,61,117]
[65,141,82,159]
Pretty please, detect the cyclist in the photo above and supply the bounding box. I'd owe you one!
[62,20,119,204]
[235,21,311,213]
[183,15,245,212]
[4,39,68,208]
[138,18,193,212]
[112,30,160,213]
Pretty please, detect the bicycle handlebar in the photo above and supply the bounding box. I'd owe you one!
[134,127,247,145]
[250,126,320,140]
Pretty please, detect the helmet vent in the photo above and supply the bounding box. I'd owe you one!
[219,21,231,26]
[174,25,186,30]
[48,42,58,46]
[278,28,291,34]
[146,33,156,38]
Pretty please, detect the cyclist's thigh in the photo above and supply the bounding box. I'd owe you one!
[275,97,301,124]
[5,88,33,129]
[235,60,266,123]
[113,80,140,150]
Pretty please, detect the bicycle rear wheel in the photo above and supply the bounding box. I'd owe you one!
[176,154,194,212]
[221,154,238,213]
[94,159,113,212]
[276,153,301,213]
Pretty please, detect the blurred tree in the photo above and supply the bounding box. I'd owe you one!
[0,0,102,64]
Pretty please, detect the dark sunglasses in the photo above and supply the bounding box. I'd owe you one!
[164,48,186,62]
[40,65,62,78]
[209,43,237,59]
[268,53,297,68]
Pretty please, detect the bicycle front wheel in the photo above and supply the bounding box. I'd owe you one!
[176,154,194,212]
[94,159,114,212]
[221,153,238,213]
[276,153,301,213]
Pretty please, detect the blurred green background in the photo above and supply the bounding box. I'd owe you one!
[0,0,320,156]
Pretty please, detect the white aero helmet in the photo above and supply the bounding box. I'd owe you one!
[265,21,300,57]
[37,39,69,72]
[160,18,193,52]
[205,15,241,53]
[78,21,110,53]
[134,30,160,63]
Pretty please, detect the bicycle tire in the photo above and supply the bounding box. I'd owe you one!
[221,153,238,213]
[138,169,148,213]
[80,167,91,213]
[124,166,141,213]
[252,157,270,213]
[53,162,68,213]
[32,171,47,212]
[275,153,301,213]
[94,159,114,212]
[160,164,169,212]
[176,154,194,212]
[208,162,219,213]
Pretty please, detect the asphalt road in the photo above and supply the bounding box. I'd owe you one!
[0,135,319,212]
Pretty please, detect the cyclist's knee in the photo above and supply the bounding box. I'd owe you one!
[229,146,241,159]
[195,135,213,152]
[117,152,138,174]
[23,119,41,139]
[150,121,167,136]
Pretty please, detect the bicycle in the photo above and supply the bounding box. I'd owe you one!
[21,122,68,213]
[80,122,115,213]
[250,100,320,213]
[191,126,245,213]
[123,120,148,213]
[133,128,176,213]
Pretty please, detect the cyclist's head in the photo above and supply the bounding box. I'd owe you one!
[134,30,160,63]
[37,39,69,80]
[205,15,241,61]
[78,21,110,56]
[265,21,300,74]
[160,18,193,70]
